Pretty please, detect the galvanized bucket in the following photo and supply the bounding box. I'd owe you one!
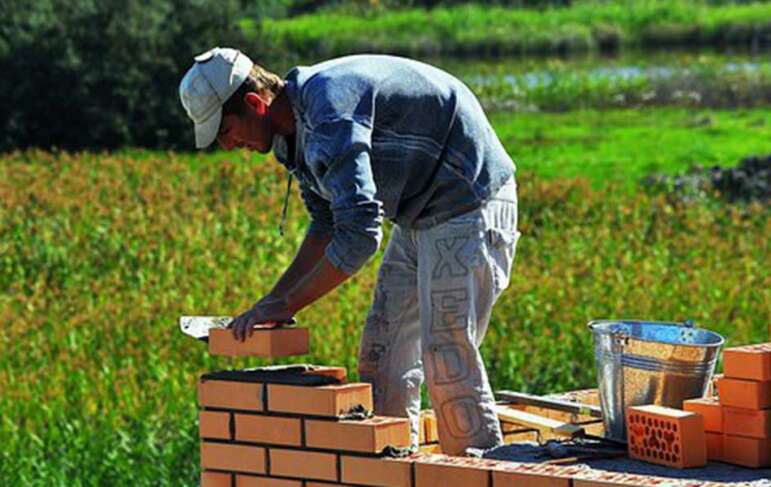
[589,319,724,442]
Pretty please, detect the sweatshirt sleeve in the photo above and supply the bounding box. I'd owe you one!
[305,119,384,275]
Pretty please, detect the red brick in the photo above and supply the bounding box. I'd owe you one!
[341,455,412,487]
[706,432,723,461]
[414,453,497,487]
[201,471,231,487]
[209,326,309,357]
[235,414,302,446]
[199,410,231,440]
[724,343,771,381]
[199,379,263,411]
[267,383,372,417]
[236,475,302,487]
[305,416,410,453]
[722,435,771,468]
[200,442,266,474]
[723,407,771,439]
[305,483,354,487]
[626,405,706,468]
[683,397,723,432]
[492,462,572,487]
[717,377,771,409]
[268,448,338,481]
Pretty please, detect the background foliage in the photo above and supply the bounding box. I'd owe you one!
[0,0,248,152]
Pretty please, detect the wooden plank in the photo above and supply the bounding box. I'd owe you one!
[494,405,585,438]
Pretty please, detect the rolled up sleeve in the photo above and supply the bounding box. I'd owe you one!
[299,184,334,237]
[307,119,383,275]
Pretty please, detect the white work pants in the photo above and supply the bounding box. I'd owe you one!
[358,177,520,455]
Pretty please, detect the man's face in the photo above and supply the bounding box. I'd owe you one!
[216,98,274,153]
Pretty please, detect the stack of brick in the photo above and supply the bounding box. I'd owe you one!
[195,326,609,486]
[198,326,418,486]
[686,342,771,468]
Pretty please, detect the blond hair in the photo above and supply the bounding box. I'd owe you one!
[222,63,285,116]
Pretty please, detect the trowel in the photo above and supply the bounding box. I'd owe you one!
[179,316,296,343]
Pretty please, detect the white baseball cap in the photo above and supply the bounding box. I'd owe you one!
[179,47,254,148]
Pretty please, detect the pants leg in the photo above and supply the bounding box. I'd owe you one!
[357,225,424,448]
[416,177,519,455]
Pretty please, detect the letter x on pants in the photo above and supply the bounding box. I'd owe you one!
[358,177,520,456]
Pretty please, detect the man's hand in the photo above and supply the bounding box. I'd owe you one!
[228,296,294,342]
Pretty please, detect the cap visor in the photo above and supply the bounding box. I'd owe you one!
[194,107,222,149]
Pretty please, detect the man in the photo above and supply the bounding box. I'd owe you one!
[179,47,520,455]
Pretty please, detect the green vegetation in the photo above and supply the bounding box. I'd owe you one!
[250,1,771,59]
[1,107,768,484]
[0,0,247,152]
[491,108,771,183]
[463,55,771,111]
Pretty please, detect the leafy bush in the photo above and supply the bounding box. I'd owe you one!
[0,0,248,151]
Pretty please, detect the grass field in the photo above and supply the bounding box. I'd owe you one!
[247,0,771,59]
[1,105,768,484]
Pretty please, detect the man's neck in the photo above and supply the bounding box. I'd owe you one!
[270,89,296,137]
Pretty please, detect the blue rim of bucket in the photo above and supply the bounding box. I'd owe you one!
[588,319,725,349]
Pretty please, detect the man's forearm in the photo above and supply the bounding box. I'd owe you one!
[285,255,350,315]
[269,232,332,298]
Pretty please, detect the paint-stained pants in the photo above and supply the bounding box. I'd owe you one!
[358,177,520,456]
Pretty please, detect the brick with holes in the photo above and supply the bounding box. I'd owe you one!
[626,405,707,468]
[305,416,410,453]
[723,343,771,381]
[208,326,309,357]
[267,382,372,417]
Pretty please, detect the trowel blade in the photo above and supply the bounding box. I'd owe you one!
[179,316,232,342]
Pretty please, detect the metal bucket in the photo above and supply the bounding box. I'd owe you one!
[589,319,724,442]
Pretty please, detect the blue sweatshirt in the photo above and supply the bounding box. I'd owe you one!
[272,54,515,275]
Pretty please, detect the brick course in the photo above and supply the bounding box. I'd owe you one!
[267,383,373,417]
[305,416,410,453]
[269,448,338,481]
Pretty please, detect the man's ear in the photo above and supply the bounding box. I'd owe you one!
[244,92,268,117]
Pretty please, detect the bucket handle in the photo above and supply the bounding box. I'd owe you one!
[588,319,697,340]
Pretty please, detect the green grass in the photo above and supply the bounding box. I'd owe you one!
[247,0,771,59]
[1,106,768,484]
[491,107,771,183]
